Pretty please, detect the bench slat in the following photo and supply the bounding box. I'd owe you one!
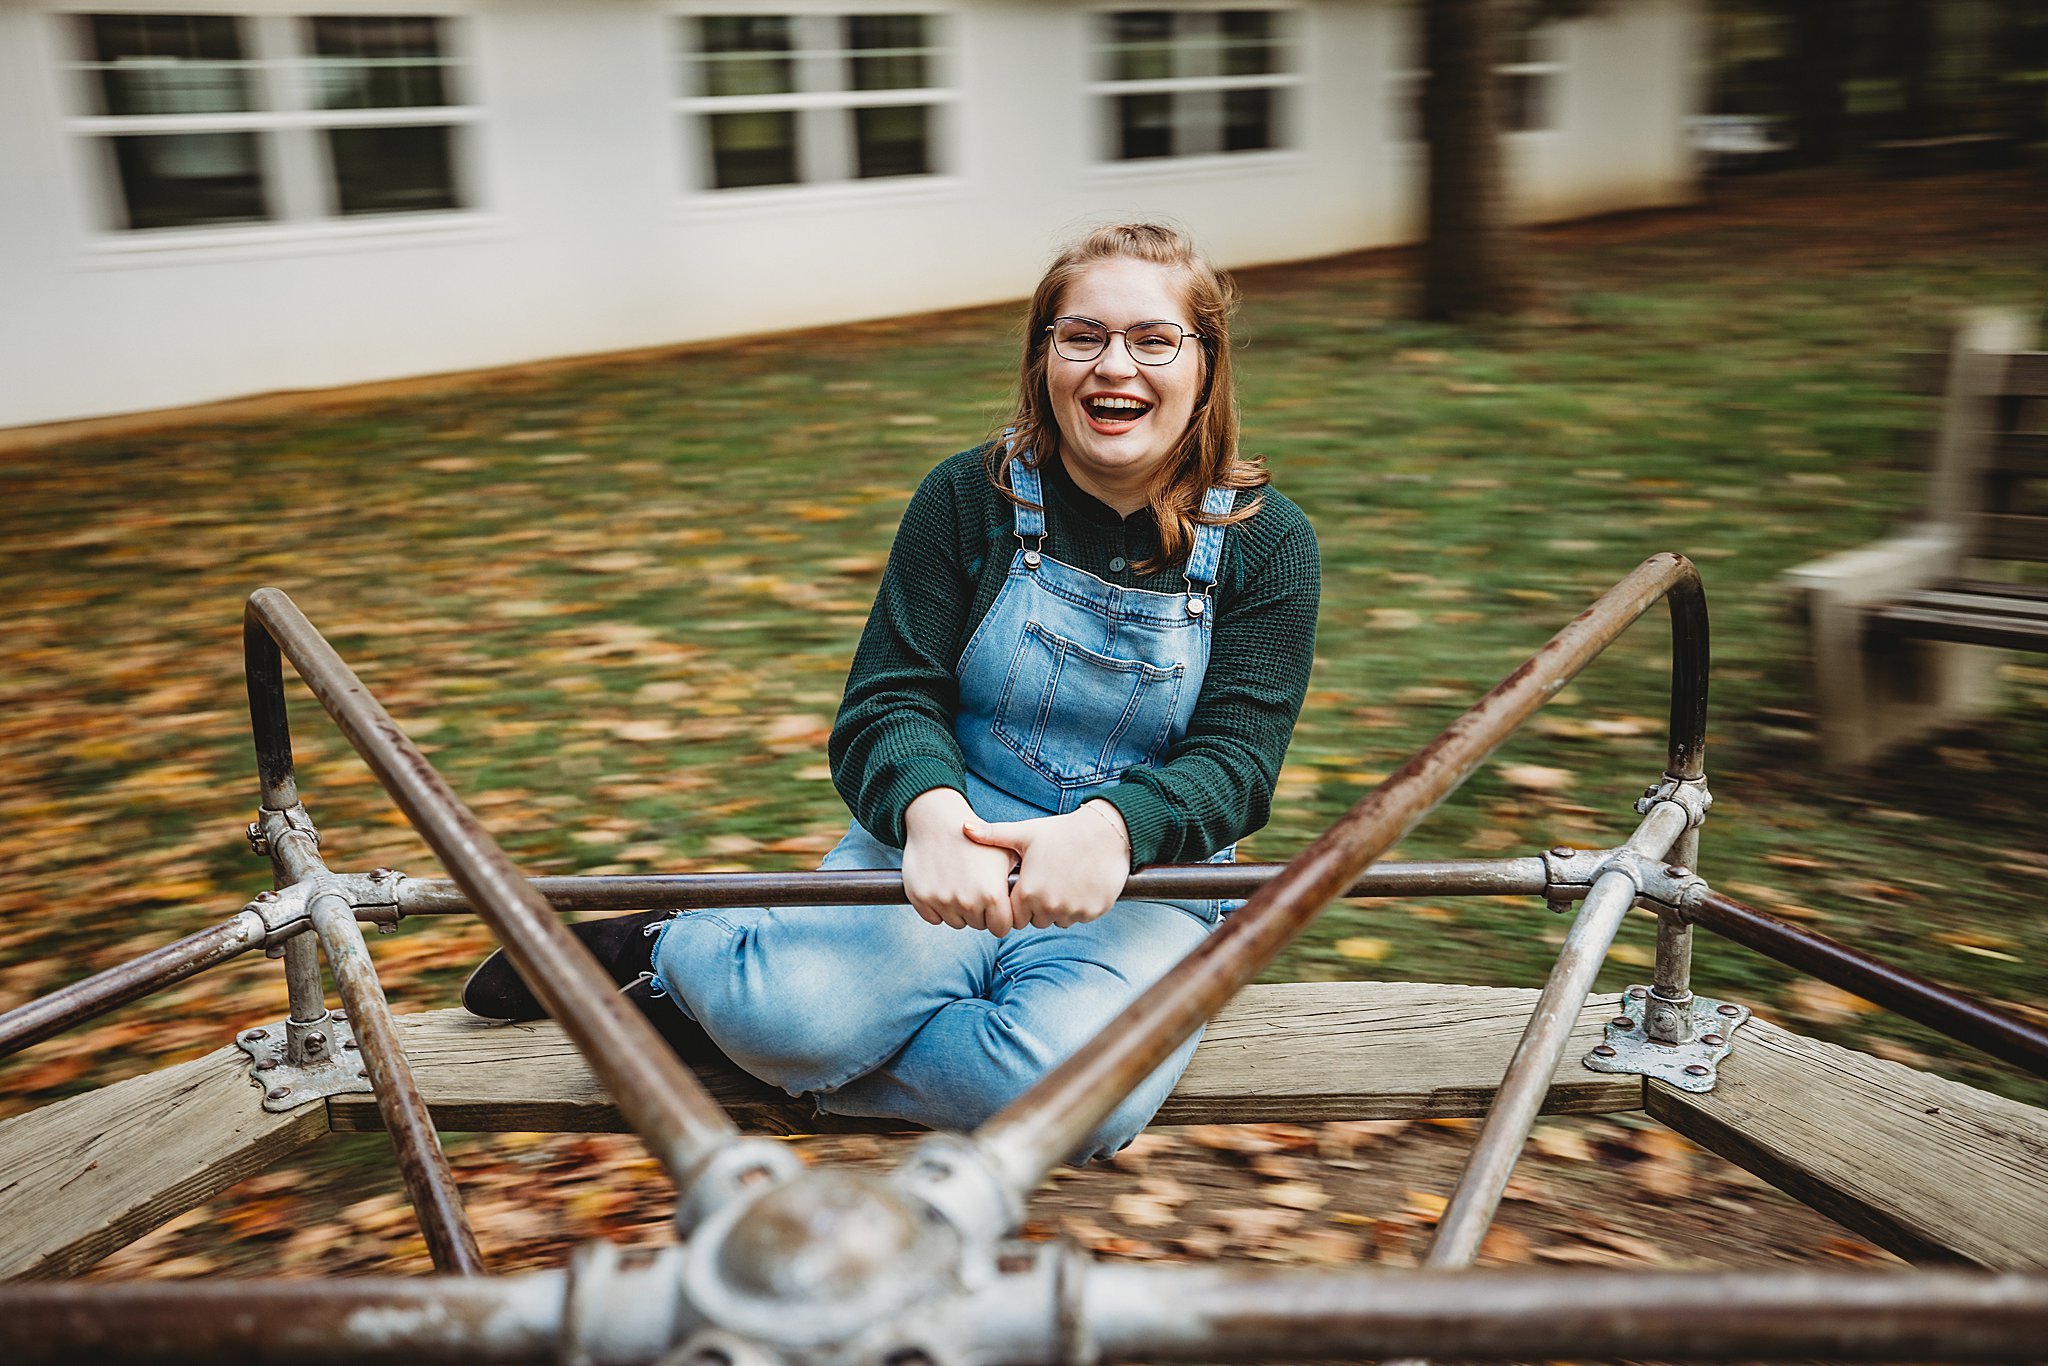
[0,1046,328,1280]
[327,985,1648,1136]
[2000,352,2048,398]
[1971,514,2048,562]
[1649,1016,2048,1269]
[1867,602,2048,650]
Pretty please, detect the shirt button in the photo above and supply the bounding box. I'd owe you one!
[1109,557,1127,572]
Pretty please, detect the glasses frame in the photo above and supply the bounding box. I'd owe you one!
[1044,315,1202,366]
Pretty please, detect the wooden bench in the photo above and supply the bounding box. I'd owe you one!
[1786,308,2048,768]
[5,981,2045,1280]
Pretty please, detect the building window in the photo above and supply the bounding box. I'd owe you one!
[1094,9,1300,162]
[1392,7,1561,143]
[68,12,477,233]
[681,12,949,192]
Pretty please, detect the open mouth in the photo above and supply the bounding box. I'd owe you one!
[1084,396,1152,425]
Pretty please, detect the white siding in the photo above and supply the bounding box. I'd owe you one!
[0,0,1701,430]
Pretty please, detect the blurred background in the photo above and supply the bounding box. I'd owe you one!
[0,0,2045,1279]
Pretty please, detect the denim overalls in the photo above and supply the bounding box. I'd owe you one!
[654,456,1236,1161]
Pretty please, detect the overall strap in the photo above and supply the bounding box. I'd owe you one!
[1008,456,1047,544]
[1183,486,1237,591]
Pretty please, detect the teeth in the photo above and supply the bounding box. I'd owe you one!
[1090,397,1148,413]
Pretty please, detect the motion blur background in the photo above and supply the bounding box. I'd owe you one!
[0,0,2044,1275]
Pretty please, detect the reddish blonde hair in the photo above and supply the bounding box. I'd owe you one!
[988,223,1266,572]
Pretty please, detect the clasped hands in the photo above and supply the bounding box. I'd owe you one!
[900,786,1130,936]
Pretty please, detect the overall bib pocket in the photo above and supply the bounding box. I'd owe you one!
[992,620,1183,788]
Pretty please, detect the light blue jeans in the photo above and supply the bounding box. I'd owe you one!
[653,816,1217,1163]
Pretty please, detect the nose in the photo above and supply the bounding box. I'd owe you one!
[1093,332,1140,378]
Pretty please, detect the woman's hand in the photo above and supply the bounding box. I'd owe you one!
[902,788,1019,936]
[963,800,1131,929]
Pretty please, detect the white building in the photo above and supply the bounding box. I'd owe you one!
[0,0,1702,431]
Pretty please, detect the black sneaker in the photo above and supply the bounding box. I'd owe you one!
[460,909,671,1021]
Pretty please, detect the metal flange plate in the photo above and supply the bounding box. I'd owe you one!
[1581,986,1751,1092]
[234,1014,375,1112]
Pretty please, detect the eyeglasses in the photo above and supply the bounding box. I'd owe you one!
[1045,316,1201,366]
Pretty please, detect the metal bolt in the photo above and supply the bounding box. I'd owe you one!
[266,1086,292,1101]
[343,1039,358,1051]
[1627,986,1648,999]
[1591,1044,1617,1058]
[256,1058,278,1072]
[1716,1003,1741,1017]
[256,890,278,902]
[244,1029,269,1042]
[356,1068,369,1080]
[1550,846,1573,858]
[1702,1033,1725,1047]
[304,1032,326,1053]
[1665,864,1691,879]
[372,867,394,879]
[1683,1065,1710,1078]
[332,1011,348,1022]
[1611,1016,1636,1029]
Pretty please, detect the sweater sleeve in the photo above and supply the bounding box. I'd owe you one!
[827,463,979,847]
[1095,509,1321,867]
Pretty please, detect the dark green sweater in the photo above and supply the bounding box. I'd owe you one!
[829,448,1321,868]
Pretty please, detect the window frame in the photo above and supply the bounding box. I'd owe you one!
[1088,6,1306,168]
[56,6,488,246]
[674,5,959,198]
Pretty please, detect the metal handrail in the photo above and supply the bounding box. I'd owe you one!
[969,553,1710,1197]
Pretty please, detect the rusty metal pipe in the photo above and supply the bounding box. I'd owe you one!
[307,885,485,1276]
[393,859,1551,915]
[1691,888,2048,1080]
[0,913,264,1060]
[1080,1265,2048,1362]
[972,554,1706,1195]
[244,589,740,1188]
[1423,799,1690,1269]
[0,1274,565,1364]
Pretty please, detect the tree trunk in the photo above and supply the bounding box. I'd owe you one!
[1891,0,1936,140]
[1788,0,1849,163]
[1420,0,1525,322]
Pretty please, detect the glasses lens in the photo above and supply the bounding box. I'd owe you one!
[1052,319,1107,360]
[1126,322,1184,365]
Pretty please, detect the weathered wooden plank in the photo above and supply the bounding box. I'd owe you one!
[328,983,1643,1136]
[1647,1016,2048,1270]
[0,1045,328,1280]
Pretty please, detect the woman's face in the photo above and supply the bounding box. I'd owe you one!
[1045,256,1203,513]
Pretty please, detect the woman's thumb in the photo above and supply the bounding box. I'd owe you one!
[962,818,1027,852]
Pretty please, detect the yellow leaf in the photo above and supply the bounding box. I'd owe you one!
[1334,937,1391,962]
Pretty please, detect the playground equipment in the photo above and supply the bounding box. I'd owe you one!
[1,554,2044,1362]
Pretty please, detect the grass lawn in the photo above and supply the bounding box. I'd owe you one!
[2,168,2045,1129]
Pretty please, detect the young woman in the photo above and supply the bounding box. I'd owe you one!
[465,223,1320,1162]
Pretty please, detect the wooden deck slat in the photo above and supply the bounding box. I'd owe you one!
[327,983,1646,1136]
[0,1045,327,1280]
[1647,1016,2048,1270]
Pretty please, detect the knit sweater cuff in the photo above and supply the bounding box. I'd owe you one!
[869,758,969,847]
[1096,787,1172,870]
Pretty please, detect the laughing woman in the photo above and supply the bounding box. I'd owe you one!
[464,223,1320,1162]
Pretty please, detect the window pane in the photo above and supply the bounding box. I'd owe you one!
[308,16,451,110]
[109,131,269,229]
[1223,86,1275,151]
[86,13,254,116]
[706,109,797,188]
[1116,91,1174,159]
[1505,71,1550,131]
[1220,10,1277,77]
[696,16,794,97]
[1105,11,1175,82]
[847,14,928,91]
[326,124,460,214]
[853,103,929,177]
